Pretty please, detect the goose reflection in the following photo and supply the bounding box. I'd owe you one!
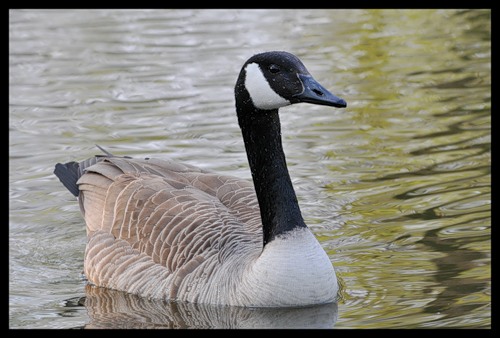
[74,285,338,329]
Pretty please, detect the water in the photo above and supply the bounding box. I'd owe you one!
[9,9,490,329]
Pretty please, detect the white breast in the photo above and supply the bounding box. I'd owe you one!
[238,227,338,307]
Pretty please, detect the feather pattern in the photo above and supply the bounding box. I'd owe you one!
[54,51,346,307]
[77,157,264,304]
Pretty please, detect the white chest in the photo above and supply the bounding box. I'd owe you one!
[238,228,338,307]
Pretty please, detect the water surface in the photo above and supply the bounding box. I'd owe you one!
[9,9,490,328]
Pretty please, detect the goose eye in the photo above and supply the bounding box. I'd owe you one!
[268,64,280,74]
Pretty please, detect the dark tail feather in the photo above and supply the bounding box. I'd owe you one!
[54,162,81,197]
[54,145,125,197]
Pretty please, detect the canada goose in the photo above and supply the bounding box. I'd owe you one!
[54,51,347,307]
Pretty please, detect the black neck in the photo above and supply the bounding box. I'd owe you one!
[236,96,306,246]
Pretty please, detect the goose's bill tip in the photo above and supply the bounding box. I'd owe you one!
[333,98,347,108]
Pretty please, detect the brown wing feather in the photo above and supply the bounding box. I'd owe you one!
[77,156,262,298]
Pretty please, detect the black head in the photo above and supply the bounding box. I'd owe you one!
[235,51,347,111]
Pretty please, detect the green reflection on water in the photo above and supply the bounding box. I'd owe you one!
[320,9,490,328]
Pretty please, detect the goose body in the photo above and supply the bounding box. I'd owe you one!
[54,51,346,307]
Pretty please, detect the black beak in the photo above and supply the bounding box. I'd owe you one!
[293,74,347,108]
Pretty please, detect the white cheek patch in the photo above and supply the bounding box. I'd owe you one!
[244,63,291,110]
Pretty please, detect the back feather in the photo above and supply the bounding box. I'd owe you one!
[55,147,264,302]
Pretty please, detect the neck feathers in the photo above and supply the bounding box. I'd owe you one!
[236,100,306,246]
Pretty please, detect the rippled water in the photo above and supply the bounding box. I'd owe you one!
[9,9,490,328]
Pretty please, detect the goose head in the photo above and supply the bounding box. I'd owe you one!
[235,51,347,112]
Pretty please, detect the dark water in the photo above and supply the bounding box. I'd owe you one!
[9,9,490,328]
